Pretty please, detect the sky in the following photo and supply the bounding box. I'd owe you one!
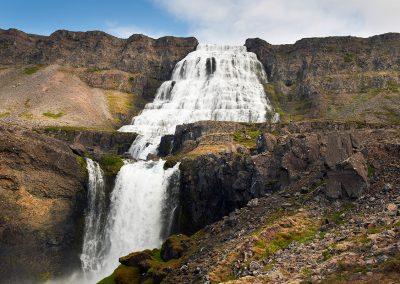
[1,0,399,44]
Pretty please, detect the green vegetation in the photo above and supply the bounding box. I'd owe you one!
[264,83,285,119]
[367,164,375,178]
[23,65,42,75]
[343,53,355,63]
[98,265,140,284]
[76,156,88,176]
[322,249,333,261]
[0,111,10,118]
[87,67,102,73]
[233,128,261,149]
[42,111,65,119]
[99,154,124,176]
[261,227,318,258]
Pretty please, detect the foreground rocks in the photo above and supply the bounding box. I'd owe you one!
[0,126,87,282]
[113,120,399,283]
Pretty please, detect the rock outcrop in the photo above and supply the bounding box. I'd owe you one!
[245,33,400,123]
[0,126,87,282]
[163,121,399,233]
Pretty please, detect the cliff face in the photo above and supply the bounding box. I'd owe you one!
[0,29,198,98]
[160,121,399,233]
[0,126,87,282]
[245,33,400,123]
[0,29,198,129]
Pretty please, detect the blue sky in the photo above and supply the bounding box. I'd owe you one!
[1,0,399,44]
[0,0,187,38]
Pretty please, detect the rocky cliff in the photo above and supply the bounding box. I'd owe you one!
[245,33,400,123]
[0,29,197,129]
[0,126,87,282]
[160,121,399,234]
[104,121,399,284]
[0,28,198,98]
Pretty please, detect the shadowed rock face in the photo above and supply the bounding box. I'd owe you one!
[0,126,87,282]
[0,28,198,98]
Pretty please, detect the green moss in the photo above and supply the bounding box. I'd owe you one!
[76,156,88,176]
[43,111,65,119]
[87,67,102,73]
[98,265,140,284]
[99,154,124,176]
[23,65,42,75]
[260,226,318,258]
[233,129,261,149]
[367,164,375,178]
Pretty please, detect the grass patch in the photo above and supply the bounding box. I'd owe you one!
[99,154,124,176]
[233,129,261,149]
[0,111,10,118]
[76,156,88,177]
[87,67,102,73]
[43,111,65,119]
[343,53,355,63]
[23,65,42,75]
[367,164,375,178]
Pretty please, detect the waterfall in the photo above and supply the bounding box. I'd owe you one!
[83,44,273,282]
[80,158,107,277]
[120,44,274,160]
[97,161,180,278]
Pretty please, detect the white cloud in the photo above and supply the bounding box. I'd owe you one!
[153,0,400,44]
[105,21,166,39]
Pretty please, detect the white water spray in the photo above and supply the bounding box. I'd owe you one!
[81,44,273,282]
[80,158,107,281]
[120,44,273,159]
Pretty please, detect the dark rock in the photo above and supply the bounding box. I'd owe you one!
[325,152,369,199]
[0,126,87,282]
[178,153,267,234]
[69,142,86,156]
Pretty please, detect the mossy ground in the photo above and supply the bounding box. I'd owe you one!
[99,154,124,176]
[23,65,43,75]
[42,111,65,119]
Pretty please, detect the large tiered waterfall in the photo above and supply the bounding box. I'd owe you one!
[120,44,273,160]
[80,44,274,282]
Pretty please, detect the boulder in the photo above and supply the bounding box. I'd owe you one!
[161,234,191,261]
[119,250,154,272]
[325,152,369,199]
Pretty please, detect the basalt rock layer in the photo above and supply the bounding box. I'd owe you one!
[0,28,198,98]
[245,33,400,123]
[161,121,399,233]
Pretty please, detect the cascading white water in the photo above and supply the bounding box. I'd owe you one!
[95,161,180,280]
[120,44,274,160]
[80,158,107,279]
[84,44,273,282]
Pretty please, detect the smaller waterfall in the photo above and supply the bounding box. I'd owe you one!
[80,158,107,276]
[97,160,180,280]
